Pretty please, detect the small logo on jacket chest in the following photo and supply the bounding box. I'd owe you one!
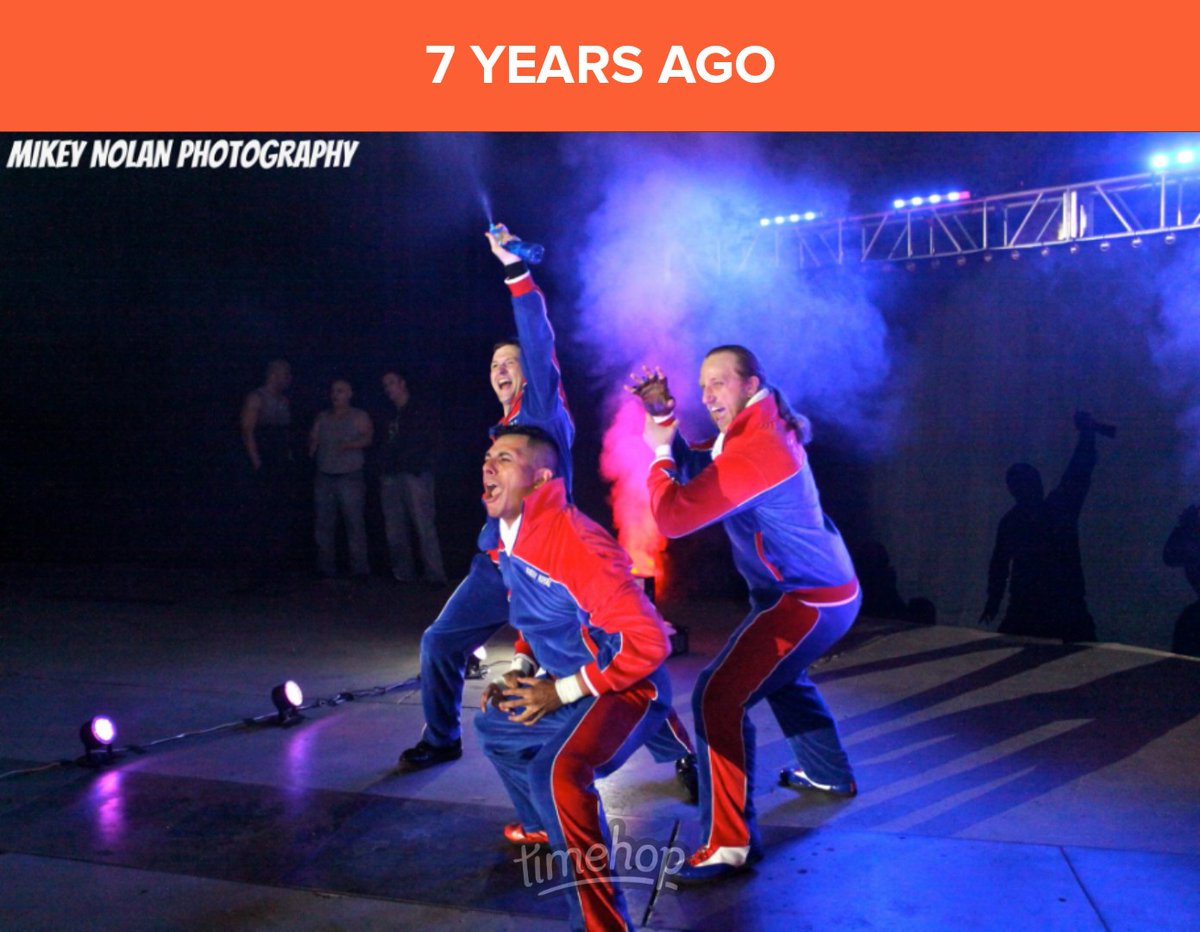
[522,565,552,587]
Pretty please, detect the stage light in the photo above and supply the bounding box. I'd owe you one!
[893,199,906,210]
[1099,241,1111,252]
[905,261,917,272]
[773,216,786,225]
[947,190,970,202]
[928,194,942,205]
[465,645,488,680]
[788,213,801,223]
[1151,153,1170,170]
[759,218,771,227]
[1131,237,1143,249]
[1178,149,1196,165]
[1040,247,1051,257]
[910,196,924,207]
[1165,232,1177,245]
[1010,251,1020,260]
[983,252,994,263]
[1069,243,1080,254]
[80,716,116,759]
[803,211,817,221]
[271,680,304,723]
[956,256,967,267]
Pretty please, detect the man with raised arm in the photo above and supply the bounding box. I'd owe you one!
[398,228,695,795]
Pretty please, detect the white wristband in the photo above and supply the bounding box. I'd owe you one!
[555,673,585,705]
[653,444,674,460]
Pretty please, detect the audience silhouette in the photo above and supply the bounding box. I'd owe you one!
[981,411,1114,642]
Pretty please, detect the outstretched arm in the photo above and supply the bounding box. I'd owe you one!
[648,433,801,539]
[487,226,568,425]
[1052,412,1101,519]
[630,366,713,480]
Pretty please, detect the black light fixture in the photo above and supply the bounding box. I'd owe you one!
[271,680,304,725]
[80,715,117,761]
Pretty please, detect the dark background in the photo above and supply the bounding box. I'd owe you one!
[2,133,1195,647]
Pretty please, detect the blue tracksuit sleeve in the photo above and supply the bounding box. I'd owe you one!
[507,272,569,427]
[500,270,576,497]
[671,430,714,482]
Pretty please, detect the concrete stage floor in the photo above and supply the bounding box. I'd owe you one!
[1,563,1197,931]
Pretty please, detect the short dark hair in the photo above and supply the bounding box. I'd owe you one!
[492,424,560,476]
[492,339,522,355]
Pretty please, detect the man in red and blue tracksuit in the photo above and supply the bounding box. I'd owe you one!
[400,229,694,790]
[636,345,861,883]
[474,425,673,931]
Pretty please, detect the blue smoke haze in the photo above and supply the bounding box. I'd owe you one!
[558,133,896,450]
[1153,239,1200,478]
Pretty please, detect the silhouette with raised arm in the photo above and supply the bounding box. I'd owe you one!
[980,411,1114,643]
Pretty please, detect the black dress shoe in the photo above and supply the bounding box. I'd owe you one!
[676,753,699,804]
[397,739,463,771]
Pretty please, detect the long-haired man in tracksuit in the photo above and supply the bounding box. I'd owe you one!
[399,230,695,796]
[474,425,673,931]
[634,345,860,883]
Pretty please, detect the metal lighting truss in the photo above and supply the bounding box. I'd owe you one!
[734,168,1200,271]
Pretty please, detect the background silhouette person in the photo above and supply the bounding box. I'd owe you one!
[981,411,1113,643]
[1163,504,1200,657]
[309,378,373,578]
[379,370,447,586]
[238,359,296,590]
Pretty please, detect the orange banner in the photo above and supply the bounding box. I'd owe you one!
[1,0,1191,130]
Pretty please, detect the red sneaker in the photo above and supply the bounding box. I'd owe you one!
[503,822,550,845]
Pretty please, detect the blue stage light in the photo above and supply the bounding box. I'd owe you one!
[803,211,817,221]
[759,218,771,227]
[911,196,924,207]
[929,194,942,205]
[1178,149,1196,165]
[1151,153,1170,170]
[893,199,906,209]
[773,216,785,225]
[788,213,801,223]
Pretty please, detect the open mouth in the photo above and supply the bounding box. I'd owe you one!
[482,480,500,503]
[496,378,513,392]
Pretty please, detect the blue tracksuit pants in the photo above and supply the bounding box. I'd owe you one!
[694,587,860,852]
[419,552,510,746]
[475,677,669,932]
